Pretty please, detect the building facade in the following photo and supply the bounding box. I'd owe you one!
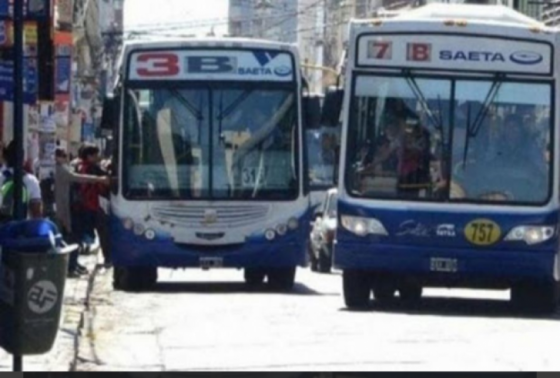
[72,0,124,153]
[228,0,325,91]
[323,0,381,86]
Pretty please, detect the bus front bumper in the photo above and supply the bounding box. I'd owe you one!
[110,222,307,269]
[335,243,558,285]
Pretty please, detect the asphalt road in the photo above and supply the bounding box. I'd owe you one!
[76,268,560,371]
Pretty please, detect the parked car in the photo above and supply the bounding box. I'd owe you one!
[309,188,338,273]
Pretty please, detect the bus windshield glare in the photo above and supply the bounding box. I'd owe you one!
[123,85,299,200]
[346,75,552,205]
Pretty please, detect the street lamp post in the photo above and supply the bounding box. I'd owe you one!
[12,0,26,371]
[13,0,26,224]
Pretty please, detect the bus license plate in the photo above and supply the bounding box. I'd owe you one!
[200,257,223,269]
[430,258,458,273]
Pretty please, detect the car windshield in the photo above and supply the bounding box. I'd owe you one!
[123,85,299,200]
[346,75,552,205]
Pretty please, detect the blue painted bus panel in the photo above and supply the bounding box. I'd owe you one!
[109,213,311,269]
[335,200,558,280]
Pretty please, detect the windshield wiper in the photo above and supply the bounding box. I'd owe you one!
[462,75,504,167]
[404,71,444,135]
[216,90,253,121]
[170,89,203,121]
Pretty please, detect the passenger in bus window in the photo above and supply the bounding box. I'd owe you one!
[396,117,431,198]
[359,115,402,180]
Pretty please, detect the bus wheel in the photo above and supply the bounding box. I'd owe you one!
[512,281,560,313]
[399,284,423,303]
[343,270,371,308]
[372,284,397,303]
[113,267,158,292]
[244,269,266,286]
[267,268,296,292]
[318,249,332,274]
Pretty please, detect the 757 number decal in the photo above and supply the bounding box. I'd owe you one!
[464,219,502,246]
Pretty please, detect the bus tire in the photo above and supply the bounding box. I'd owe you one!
[399,284,423,303]
[267,267,296,291]
[244,269,266,286]
[318,249,332,274]
[343,270,371,308]
[512,281,560,313]
[113,267,158,292]
[373,284,397,303]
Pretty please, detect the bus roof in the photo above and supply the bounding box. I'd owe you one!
[347,4,558,76]
[122,37,297,56]
[352,4,553,33]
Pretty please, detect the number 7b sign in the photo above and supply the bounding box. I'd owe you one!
[367,41,392,60]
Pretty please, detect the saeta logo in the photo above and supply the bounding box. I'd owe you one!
[510,51,543,65]
[252,51,292,78]
[274,65,292,77]
[253,51,281,66]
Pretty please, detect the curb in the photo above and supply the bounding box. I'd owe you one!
[69,260,102,371]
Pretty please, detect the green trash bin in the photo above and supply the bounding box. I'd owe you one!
[0,219,75,356]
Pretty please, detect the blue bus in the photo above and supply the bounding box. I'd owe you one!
[101,38,314,291]
[333,4,560,312]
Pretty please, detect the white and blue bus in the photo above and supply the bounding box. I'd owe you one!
[331,4,560,311]
[102,39,313,291]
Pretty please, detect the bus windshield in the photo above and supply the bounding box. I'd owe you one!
[123,85,299,200]
[346,75,552,205]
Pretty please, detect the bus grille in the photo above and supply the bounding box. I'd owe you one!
[150,204,270,228]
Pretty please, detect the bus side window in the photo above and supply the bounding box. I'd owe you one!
[111,88,122,195]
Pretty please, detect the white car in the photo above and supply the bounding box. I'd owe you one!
[309,188,338,273]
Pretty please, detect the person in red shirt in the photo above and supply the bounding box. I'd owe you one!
[78,145,109,261]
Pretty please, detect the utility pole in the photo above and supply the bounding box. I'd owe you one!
[12,0,25,372]
[13,0,25,221]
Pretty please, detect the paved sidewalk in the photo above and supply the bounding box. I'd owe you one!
[0,253,98,372]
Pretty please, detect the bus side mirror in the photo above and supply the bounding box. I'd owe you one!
[101,94,117,131]
[321,87,344,127]
[303,95,322,130]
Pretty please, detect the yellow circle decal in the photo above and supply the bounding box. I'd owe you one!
[464,219,502,246]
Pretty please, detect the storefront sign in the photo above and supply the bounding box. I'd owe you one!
[0,58,38,104]
[0,20,38,49]
[0,0,51,20]
[55,32,72,102]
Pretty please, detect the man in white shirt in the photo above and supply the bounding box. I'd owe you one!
[0,141,43,220]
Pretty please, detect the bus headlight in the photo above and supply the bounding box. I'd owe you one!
[276,224,288,236]
[505,226,555,245]
[145,229,156,241]
[123,218,134,231]
[341,216,388,237]
[133,223,146,236]
[288,218,299,230]
[265,229,276,241]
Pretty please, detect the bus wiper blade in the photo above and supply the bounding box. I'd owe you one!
[405,72,443,135]
[462,75,504,167]
[468,77,503,138]
[217,90,253,121]
[170,89,203,121]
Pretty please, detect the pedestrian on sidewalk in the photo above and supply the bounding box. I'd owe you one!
[55,148,109,277]
[79,144,111,265]
[97,156,113,267]
[0,141,43,222]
